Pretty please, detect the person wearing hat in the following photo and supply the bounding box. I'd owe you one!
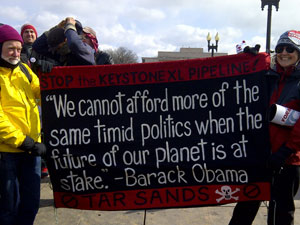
[20,24,37,66]
[82,26,113,65]
[21,23,37,45]
[20,23,57,74]
[33,17,95,66]
[20,24,52,179]
[229,30,300,225]
[0,24,46,225]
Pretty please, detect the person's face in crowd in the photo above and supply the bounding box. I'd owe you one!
[22,29,36,44]
[82,33,93,48]
[1,40,22,65]
[276,45,299,69]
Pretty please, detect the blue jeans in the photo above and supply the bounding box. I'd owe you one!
[0,152,41,225]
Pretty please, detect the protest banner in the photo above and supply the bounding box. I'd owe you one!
[41,53,271,211]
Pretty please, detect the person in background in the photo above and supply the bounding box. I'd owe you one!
[20,23,57,74]
[20,23,49,179]
[0,24,46,225]
[82,26,113,65]
[33,17,95,66]
[229,30,300,225]
[20,23,37,65]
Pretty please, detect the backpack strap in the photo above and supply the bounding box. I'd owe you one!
[19,63,32,83]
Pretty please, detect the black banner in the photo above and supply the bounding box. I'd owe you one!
[41,53,271,210]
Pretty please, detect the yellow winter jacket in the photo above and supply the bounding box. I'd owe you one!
[0,63,41,153]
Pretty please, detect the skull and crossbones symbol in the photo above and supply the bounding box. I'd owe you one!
[215,186,240,203]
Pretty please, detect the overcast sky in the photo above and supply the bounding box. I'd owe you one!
[1,0,298,61]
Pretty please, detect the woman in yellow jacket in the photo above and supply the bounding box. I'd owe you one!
[0,24,46,225]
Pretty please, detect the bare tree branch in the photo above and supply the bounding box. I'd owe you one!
[105,47,139,64]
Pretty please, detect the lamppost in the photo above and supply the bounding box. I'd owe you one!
[207,32,219,57]
[261,0,280,53]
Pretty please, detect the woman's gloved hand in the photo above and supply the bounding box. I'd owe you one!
[266,145,294,171]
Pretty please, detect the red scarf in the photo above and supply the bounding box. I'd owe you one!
[85,33,98,52]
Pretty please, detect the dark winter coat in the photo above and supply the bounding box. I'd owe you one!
[20,43,33,65]
[267,61,300,165]
[21,42,58,75]
[95,51,113,65]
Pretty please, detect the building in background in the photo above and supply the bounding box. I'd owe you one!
[141,47,227,63]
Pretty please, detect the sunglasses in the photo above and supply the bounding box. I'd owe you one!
[275,45,296,54]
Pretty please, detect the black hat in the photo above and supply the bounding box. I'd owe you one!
[47,27,65,48]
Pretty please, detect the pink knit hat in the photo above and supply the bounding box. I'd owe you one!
[0,24,23,44]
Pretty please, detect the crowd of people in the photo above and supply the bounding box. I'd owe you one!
[21,17,113,72]
[0,18,300,225]
[0,17,114,225]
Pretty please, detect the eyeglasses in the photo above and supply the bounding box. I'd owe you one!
[275,45,296,54]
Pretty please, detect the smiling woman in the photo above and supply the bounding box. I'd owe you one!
[229,29,300,225]
[276,47,299,68]
[275,31,300,69]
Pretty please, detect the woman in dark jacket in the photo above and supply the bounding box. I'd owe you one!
[229,30,300,225]
[266,30,300,225]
